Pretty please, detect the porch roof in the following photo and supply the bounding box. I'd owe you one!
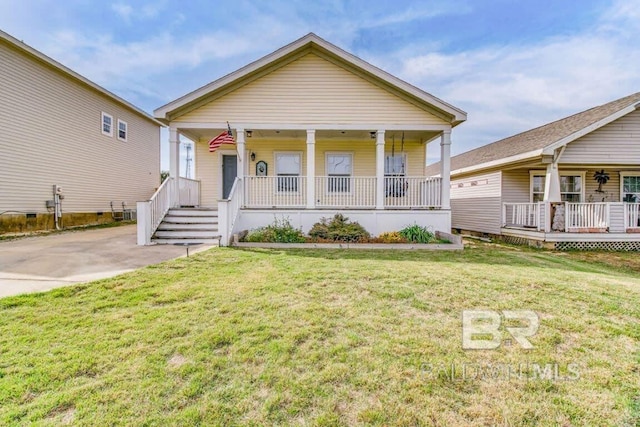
[427,91,640,177]
[154,33,467,126]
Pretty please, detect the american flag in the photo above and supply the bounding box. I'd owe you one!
[208,123,235,152]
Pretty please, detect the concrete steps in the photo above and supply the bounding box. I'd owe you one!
[152,208,220,246]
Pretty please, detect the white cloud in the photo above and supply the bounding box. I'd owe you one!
[396,1,640,156]
[111,3,133,22]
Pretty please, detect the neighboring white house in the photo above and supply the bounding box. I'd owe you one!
[427,92,640,250]
[142,33,467,245]
[0,30,162,233]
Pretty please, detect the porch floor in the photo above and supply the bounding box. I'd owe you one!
[502,227,640,242]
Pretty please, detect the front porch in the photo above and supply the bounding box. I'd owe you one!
[242,175,442,209]
[502,202,640,245]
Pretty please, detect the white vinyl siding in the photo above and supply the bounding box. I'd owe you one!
[0,40,160,214]
[501,169,531,204]
[450,171,502,234]
[561,108,640,164]
[173,53,449,126]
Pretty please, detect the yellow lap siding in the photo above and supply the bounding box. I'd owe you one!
[174,53,448,126]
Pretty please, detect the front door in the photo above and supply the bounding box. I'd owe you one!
[222,155,238,199]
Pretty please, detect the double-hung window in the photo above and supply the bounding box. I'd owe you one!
[101,112,113,136]
[117,119,128,141]
[385,154,406,197]
[275,153,301,192]
[530,172,583,202]
[560,175,582,202]
[621,173,640,203]
[326,153,352,193]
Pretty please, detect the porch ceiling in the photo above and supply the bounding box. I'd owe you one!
[180,128,441,144]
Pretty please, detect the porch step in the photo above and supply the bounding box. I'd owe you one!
[168,208,217,217]
[151,237,220,245]
[163,215,218,224]
[152,208,220,246]
[157,222,218,231]
[155,230,220,239]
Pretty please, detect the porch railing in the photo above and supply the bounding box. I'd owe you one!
[137,177,176,245]
[565,202,609,231]
[244,176,307,208]
[502,203,540,229]
[315,176,376,208]
[242,176,442,209]
[384,176,442,208]
[218,177,243,246]
[625,203,640,230]
[178,177,200,207]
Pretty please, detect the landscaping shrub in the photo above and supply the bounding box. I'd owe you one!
[308,214,370,242]
[374,231,409,243]
[398,224,436,243]
[244,217,306,243]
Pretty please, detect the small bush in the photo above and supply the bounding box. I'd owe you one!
[373,231,409,243]
[309,214,370,242]
[398,224,436,244]
[244,217,306,243]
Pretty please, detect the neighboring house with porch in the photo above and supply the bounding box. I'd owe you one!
[0,30,162,233]
[142,33,466,245]
[427,92,640,250]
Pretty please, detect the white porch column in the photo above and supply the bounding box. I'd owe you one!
[375,130,385,210]
[236,128,246,176]
[440,130,452,210]
[169,126,181,179]
[169,126,181,207]
[306,129,316,209]
[543,162,561,202]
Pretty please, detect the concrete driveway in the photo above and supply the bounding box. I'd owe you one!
[0,225,213,298]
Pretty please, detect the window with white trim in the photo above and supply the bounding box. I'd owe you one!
[621,172,640,203]
[101,112,113,136]
[275,152,301,192]
[532,175,545,202]
[560,175,582,202]
[530,172,583,202]
[385,154,407,197]
[326,153,352,193]
[385,154,406,176]
[117,119,128,141]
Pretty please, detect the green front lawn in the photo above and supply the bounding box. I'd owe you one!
[1,243,639,426]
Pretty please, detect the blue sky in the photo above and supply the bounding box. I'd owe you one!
[1,0,639,171]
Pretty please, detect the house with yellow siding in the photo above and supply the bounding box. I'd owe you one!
[144,33,466,245]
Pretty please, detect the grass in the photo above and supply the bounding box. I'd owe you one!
[0,241,639,426]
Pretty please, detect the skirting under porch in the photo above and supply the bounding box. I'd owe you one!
[231,208,451,241]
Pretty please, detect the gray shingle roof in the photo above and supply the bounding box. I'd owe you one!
[427,91,640,176]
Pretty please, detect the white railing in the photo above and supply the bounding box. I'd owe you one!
[218,177,243,246]
[503,203,540,229]
[384,177,442,208]
[625,203,640,230]
[178,177,200,207]
[565,202,609,230]
[315,176,376,208]
[244,176,307,208]
[137,177,176,245]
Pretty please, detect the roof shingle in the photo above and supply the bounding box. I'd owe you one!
[427,91,640,175]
